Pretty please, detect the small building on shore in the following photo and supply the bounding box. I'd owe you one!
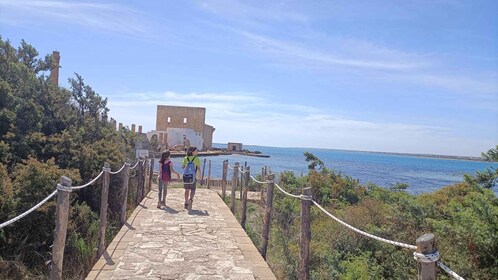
[227,142,243,152]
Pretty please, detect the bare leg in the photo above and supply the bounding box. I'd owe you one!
[189,188,196,201]
[184,189,189,202]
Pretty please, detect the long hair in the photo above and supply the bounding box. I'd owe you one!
[159,150,170,164]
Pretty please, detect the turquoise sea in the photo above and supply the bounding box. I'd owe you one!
[158,144,497,195]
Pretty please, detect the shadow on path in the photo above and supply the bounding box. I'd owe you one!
[188,209,209,216]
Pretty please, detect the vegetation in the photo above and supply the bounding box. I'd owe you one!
[232,153,498,279]
[482,145,498,162]
[0,37,145,279]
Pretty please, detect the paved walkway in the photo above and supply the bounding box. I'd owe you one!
[86,186,276,280]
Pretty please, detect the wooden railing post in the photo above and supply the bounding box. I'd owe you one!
[50,176,72,280]
[142,160,148,199]
[416,233,437,280]
[97,162,111,258]
[135,160,143,205]
[207,160,212,189]
[222,160,228,200]
[298,187,312,280]
[241,166,250,229]
[201,158,206,186]
[120,162,131,226]
[148,158,154,193]
[230,162,240,213]
[260,173,275,260]
[261,167,267,204]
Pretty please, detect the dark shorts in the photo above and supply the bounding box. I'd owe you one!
[183,175,196,190]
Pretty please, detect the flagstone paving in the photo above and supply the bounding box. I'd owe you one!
[86,186,276,280]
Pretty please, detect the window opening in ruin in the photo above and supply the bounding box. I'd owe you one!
[183,117,187,123]
[167,117,171,123]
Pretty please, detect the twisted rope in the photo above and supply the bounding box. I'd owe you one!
[0,190,58,229]
[70,171,103,190]
[249,175,267,184]
[228,164,234,170]
[312,200,417,250]
[437,262,465,280]
[413,251,439,263]
[238,166,246,173]
[130,160,140,170]
[109,163,126,175]
[274,183,302,199]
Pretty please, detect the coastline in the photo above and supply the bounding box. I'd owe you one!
[167,150,270,158]
[217,144,486,162]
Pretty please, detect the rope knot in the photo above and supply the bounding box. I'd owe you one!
[57,183,73,193]
[413,251,440,263]
[300,194,312,201]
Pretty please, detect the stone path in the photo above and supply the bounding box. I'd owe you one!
[86,186,276,280]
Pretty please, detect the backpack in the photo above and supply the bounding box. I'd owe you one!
[183,156,197,181]
[161,161,171,181]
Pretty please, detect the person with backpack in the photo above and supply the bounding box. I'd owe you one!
[182,146,201,210]
[157,150,180,208]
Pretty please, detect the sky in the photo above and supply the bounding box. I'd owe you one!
[1,0,497,157]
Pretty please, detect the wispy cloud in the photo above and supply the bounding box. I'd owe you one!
[0,0,149,37]
[105,90,466,153]
[240,31,423,71]
[199,0,308,23]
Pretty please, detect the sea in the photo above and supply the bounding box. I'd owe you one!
[157,144,497,195]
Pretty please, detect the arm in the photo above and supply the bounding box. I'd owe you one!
[170,162,181,179]
[195,158,201,179]
[157,163,162,180]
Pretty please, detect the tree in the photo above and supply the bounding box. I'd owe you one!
[482,145,498,162]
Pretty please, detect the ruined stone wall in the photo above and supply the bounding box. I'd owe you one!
[156,105,206,133]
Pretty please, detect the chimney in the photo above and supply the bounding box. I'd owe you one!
[118,123,123,131]
[131,124,136,133]
[50,51,60,86]
[138,125,142,134]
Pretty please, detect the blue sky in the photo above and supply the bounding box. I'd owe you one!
[1,0,497,156]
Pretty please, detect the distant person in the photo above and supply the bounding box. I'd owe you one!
[182,146,201,210]
[157,150,180,208]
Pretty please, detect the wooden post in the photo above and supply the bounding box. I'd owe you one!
[222,160,228,200]
[298,187,312,280]
[261,167,267,204]
[148,158,154,193]
[120,162,131,226]
[97,163,111,258]
[230,162,240,213]
[241,166,250,229]
[135,161,143,205]
[260,173,275,260]
[201,158,206,186]
[416,233,437,280]
[50,176,72,280]
[142,160,148,199]
[207,160,212,189]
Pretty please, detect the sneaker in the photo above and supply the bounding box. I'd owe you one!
[184,202,188,209]
[187,199,193,211]
[161,201,166,207]
[157,202,161,209]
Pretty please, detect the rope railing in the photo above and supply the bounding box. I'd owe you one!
[109,163,126,175]
[311,199,417,250]
[0,190,58,229]
[267,179,464,280]
[274,183,302,199]
[249,175,267,184]
[69,171,104,190]
[130,160,141,170]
